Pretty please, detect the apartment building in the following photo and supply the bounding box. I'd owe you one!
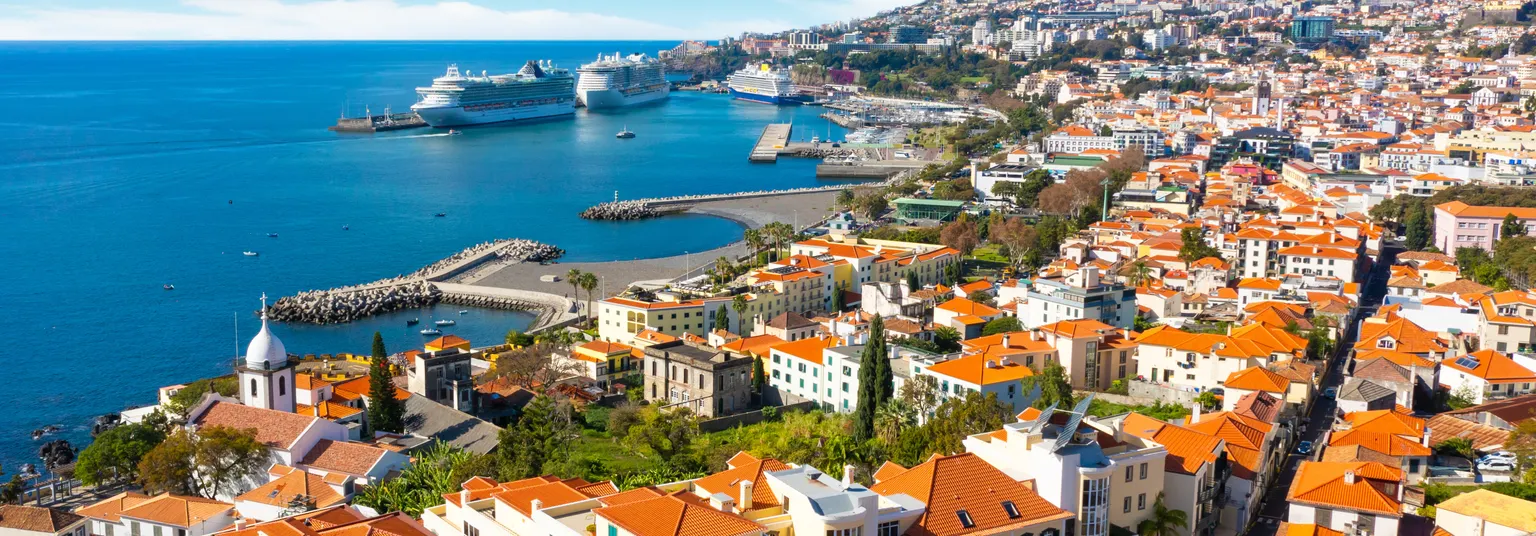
[75,494,235,536]
[1034,320,1139,391]
[1122,414,1231,536]
[964,404,1169,536]
[1433,201,1536,252]
[1024,267,1137,330]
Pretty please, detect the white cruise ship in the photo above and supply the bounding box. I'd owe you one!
[412,61,576,128]
[576,53,670,109]
[727,63,806,105]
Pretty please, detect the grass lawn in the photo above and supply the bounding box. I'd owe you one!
[959,76,989,84]
[569,429,662,475]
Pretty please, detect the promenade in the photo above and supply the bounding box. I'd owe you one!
[469,190,839,311]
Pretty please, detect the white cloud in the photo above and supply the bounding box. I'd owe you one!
[0,0,812,40]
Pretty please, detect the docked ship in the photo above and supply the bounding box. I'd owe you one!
[412,61,576,128]
[727,63,805,105]
[576,53,670,109]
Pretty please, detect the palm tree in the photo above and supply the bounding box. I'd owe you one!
[873,399,915,445]
[731,294,749,335]
[1137,493,1189,536]
[836,188,856,211]
[565,268,583,301]
[743,228,764,266]
[1128,260,1152,288]
[714,256,732,284]
[577,272,598,325]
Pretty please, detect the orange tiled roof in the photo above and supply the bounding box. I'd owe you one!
[1444,349,1536,382]
[595,493,763,536]
[870,453,1072,536]
[192,401,318,450]
[693,452,791,508]
[1286,461,1405,516]
[1225,366,1291,394]
[237,467,346,509]
[299,440,389,476]
[114,493,232,528]
[75,492,152,523]
[1122,413,1224,475]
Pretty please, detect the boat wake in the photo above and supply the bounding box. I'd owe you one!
[0,133,448,170]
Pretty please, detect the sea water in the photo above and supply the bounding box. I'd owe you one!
[0,41,853,472]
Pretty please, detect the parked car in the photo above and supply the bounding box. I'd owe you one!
[1297,441,1314,455]
[1478,460,1517,473]
[1322,387,1336,398]
[1479,452,1517,464]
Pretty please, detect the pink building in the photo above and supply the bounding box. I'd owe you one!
[1434,201,1536,252]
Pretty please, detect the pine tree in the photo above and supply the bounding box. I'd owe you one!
[906,271,921,291]
[366,332,405,435]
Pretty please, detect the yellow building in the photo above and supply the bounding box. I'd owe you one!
[425,335,471,353]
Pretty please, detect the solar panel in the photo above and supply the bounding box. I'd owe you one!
[1029,400,1060,431]
[1052,394,1096,453]
[1455,356,1481,369]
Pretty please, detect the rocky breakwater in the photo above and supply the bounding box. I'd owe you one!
[580,200,657,221]
[267,238,564,324]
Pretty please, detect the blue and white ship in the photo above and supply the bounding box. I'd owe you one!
[412,61,576,128]
[727,63,806,105]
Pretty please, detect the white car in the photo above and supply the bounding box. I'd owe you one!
[1480,451,1517,463]
[1478,460,1517,472]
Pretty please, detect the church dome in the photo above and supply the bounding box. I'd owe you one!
[245,298,288,368]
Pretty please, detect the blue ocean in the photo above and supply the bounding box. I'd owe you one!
[0,41,851,474]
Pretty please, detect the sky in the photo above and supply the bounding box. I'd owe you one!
[0,0,915,41]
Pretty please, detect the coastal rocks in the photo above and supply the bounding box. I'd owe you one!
[268,238,564,325]
[268,280,443,325]
[580,200,657,221]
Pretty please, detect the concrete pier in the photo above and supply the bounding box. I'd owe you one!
[750,123,793,162]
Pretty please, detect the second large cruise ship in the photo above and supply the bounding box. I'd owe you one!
[411,61,576,128]
[576,53,670,109]
[727,63,805,105]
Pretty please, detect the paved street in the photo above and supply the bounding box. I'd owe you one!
[1245,240,1399,536]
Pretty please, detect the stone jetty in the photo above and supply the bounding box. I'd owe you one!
[267,238,565,325]
[578,184,859,222]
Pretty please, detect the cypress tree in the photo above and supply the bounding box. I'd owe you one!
[366,332,405,434]
[1405,208,1431,251]
[854,316,891,441]
[751,357,767,399]
[870,316,892,403]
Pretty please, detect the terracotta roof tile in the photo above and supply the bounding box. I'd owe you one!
[0,505,83,533]
[117,493,233,528]
[299,440,389,476]
[194,401,318,450]
[596,493,763,536]
[870,453,1072,536]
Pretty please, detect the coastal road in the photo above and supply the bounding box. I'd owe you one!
[1247,241,1398,536]
[469,190,839,310]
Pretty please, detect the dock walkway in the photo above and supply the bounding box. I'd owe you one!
[750,123,793,162]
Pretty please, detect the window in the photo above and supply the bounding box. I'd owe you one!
[1140,462,1148,479]
[154,527,162,536]
[106,525,114,536]
[1138,493,1146,510]
[465,523,480,536]
[278,376,286,396]
[1125,466,1134,482]
[608,525,618,536]
[1002,501,1021,519]
[1124,496,1132,513]
[250,378,258,396]
[132,524,140,536]
[956,510,975,529]
[878,522,900,536]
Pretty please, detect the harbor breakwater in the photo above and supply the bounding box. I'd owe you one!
[267,239,565,325]
[579,185,857,221]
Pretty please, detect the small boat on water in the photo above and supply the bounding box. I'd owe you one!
[434,212,447,218]
[448,129,462,136]
[406,318,419,326]
[420,328,442,336]
[267,233,279,238]
[435,319,456,326]
[458,310,468,315]
[163,284,175,291]
[342,225,350,231]
[243,251,259,257]
[616,126,635,139]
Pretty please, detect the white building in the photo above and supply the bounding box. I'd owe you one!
[75,493,235,536]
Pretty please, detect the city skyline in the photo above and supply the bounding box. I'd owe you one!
[0,0,914,41]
